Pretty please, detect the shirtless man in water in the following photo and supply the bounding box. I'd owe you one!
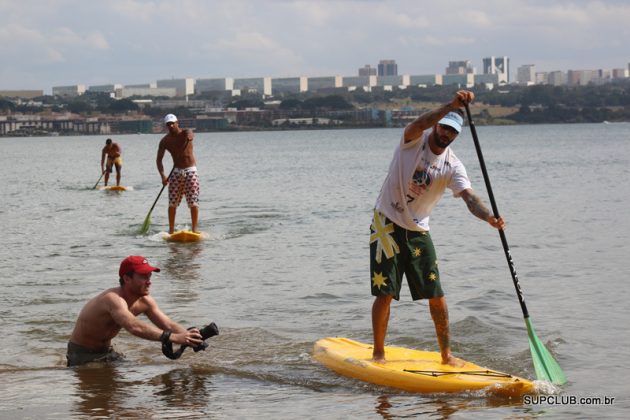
[101,138,122,186]
[67,256,202,366]
[156,114,200,234]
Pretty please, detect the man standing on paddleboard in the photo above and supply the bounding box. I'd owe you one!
[101,138,122,187]
[156,114,200,234]
[370,90,505,367]
[67,256,203,366]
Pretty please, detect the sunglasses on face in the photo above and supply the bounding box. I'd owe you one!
[439,124,458,135]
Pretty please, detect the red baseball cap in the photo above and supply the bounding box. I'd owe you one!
[119,256,161,277]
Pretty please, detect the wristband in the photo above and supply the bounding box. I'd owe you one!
[160,330,172,344]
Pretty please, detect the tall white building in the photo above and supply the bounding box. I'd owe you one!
[517,65,536,85]
[483,56,509,84]
[548,71,566,86]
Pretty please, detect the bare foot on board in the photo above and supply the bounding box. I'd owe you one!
[442,354,466,368]
[372,352,386,364]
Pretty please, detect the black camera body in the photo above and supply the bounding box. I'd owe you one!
[162,322,219,360]
[191,322,219,352]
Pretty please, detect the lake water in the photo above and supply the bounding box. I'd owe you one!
[0,123,629,419]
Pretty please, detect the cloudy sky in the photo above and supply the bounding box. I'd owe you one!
[1,0,628,93]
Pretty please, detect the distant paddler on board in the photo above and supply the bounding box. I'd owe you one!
[101,138,123,187]
[156,114,201,236]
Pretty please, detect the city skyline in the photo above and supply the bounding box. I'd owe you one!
[1,0,629,93]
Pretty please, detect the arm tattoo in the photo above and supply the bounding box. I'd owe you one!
[430,302,450,351]
[463,191,491,221]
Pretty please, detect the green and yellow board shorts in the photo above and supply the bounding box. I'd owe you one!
[370,210,443,301]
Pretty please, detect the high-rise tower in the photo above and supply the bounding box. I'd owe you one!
[378,60,398,76]
[483,56,509,83]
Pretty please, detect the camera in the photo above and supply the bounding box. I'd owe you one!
[192,322,219,352]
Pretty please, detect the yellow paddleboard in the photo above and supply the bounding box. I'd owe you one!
[99,185,127,191]
[164,230,203,243]
[313,337,535,398]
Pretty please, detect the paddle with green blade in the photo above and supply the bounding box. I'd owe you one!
[463,102,567,385]
[139,166,175,234]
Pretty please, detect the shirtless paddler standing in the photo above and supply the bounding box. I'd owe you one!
[101,138,122,187]
[156,114,200,234]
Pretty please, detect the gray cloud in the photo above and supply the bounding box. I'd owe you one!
[1,0,628,92]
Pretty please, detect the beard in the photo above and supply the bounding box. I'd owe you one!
[433,130,453,149]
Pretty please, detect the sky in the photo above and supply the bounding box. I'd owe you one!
[1,0,629,93]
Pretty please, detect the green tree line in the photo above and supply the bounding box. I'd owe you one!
[2,81,630,124]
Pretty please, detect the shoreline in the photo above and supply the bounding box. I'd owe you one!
[2,119,628,139]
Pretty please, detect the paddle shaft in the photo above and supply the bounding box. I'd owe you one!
[146,165,175,216]
[463,103,529,318]
[92,170,105,189]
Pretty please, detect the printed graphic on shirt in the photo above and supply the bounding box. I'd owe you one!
[390,201,405,213]
[406,168,431,203]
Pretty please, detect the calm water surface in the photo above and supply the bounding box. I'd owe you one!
[0,123,629,419]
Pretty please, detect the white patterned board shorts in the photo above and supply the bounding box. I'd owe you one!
[168,167,200,208]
